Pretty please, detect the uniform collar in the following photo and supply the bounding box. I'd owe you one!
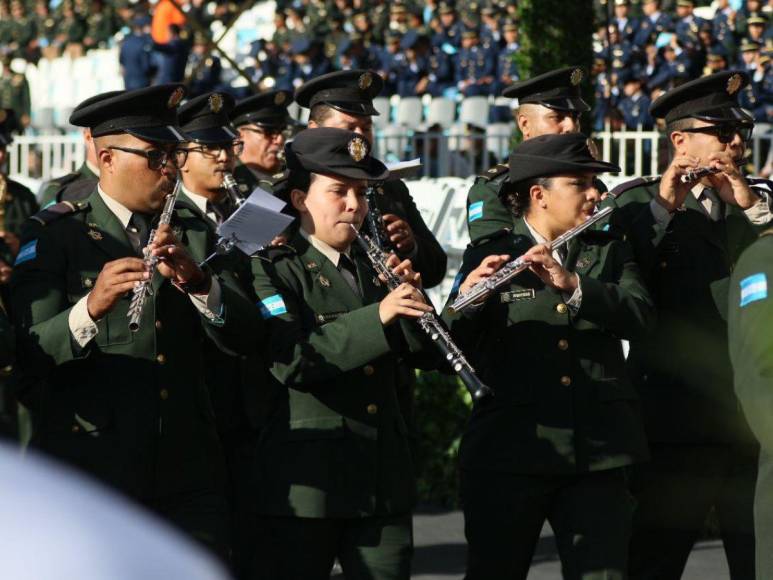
[97,184,133,229]
[181,183,210,215]
[299,228,351,268]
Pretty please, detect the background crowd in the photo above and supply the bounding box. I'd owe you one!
[2,0,773,135]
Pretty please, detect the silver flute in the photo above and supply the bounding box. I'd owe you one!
[351,225,493,401]
[680,158,746,184]
[449,205,613,313]
[127,179,182,332]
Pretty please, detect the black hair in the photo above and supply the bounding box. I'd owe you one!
[503,176,553,218]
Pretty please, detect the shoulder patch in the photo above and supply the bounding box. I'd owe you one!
[468,200,484,222]
[740,273,767,307]
[610,176,660,198]
[477,164,509,182]
[29,201,87,226]
[14,240,37,266]
[259,294,288,318]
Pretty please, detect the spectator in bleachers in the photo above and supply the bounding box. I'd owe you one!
[336,35,380,72]
[455,29,496,97]
[674,0,703,52]
[151,0,186,45]
[153,23,190,84]
[593,57,614,131]
[739,39,761,72]
[614,0,640,45]
[32,0,59,61]
[480,6,502,50]
[746,12,770,45]
[377,31,403,95]
[82,0,117,52]
[185,33,221,97]
[633,0,673,49]
[617,75,654,129]
[706,46,730,74]
[280,36,332,91]
[496,20,520,94]
[53,1,86,58]
[119,15,155,90]
[0,57,30,128]
[433,2,464,51]
[646,42,690,91]
[395,30,429,97]
[6,1,36,62]
[713,0,738,51]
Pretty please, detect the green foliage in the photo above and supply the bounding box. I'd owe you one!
[414,370,472,507]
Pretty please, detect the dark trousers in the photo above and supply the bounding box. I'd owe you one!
[461,468,635,580]
[145,488,230,564]
[628,444,757,580]
[258,514,413,580]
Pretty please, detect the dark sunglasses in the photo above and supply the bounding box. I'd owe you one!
[106,145,183,170]
[681,123,753,144]
[176,141,245,161]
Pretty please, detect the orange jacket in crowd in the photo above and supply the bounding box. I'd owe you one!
[151,0,187,44]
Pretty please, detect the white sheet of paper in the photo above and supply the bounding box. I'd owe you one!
[217,188,294,255]
[386,158,423,180]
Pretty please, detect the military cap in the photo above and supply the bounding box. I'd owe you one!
[481,6,497,17]
[177,92,237,144]
[614,0,629,5]
[502,66,590,112]
[438,2,455,14]
[649,70,752,123]
[507,133,618,183]
[706,47,728,61]
[747,13,767,26]
[70,84,187,143]
[462,28,479,39]
[503,20,518,32]
[285,127,389,181]
[0,109,20,146]
[230,90,293,128]
[295,70,384,116]
[390,4,408,13]
[740,39,762,52]
[676,0,694,7]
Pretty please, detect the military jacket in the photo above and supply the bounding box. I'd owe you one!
[0,71,31,119]
[728,229,773,451]
[608,177,764,445]
[443,217,654,474]
[0,177,38,265]
[233,161,272,200]
[38,162,98,208]
[251,229,431,518]
[466,164,514,243]
[10,189,261,500]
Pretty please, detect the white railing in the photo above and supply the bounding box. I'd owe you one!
[7,134,85,185]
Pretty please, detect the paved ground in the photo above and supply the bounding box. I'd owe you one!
[409,508,731,580]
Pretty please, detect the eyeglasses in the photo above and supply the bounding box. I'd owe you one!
[682,123,754,144]
[240,126,289,140]
[106,145,183,170]
[176,141,245,161]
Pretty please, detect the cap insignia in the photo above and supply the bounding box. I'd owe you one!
[0,110,6,123]
[274,92,287,105]
[168,87,185,109]
[209,93,223,113]
[570,68,584,86]
[348,136,369,162]
[586,138,600,161]
[358,72,373,90]
[727,73,743,95]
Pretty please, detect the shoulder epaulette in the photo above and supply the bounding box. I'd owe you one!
[610,175,660,198]
[29,200,88,226]
[469,227,512,248]
[47,172,80,190]
[477,163,509,183]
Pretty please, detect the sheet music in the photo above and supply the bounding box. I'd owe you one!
[217,187,294,255]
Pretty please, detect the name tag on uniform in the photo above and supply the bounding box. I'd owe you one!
[259,294,287,318]
[500,289,536,303]
[740,273,767,307]
[468,201,483,222]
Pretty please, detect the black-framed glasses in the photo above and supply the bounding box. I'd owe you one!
[682,123,754,144]
[176,141,245,160]
[106,145,183,170]
[240,126,289,140]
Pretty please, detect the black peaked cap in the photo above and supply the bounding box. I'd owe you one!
[295,70,384,116]
[177,92,237,143]
[285,127,389,181]
[230,90,293,128]
[70,84,187,143]
[649,70,753,123]
[502,66,590,112]
[508,133,619,183]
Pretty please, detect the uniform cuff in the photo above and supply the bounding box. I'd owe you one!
[69,294,98,348]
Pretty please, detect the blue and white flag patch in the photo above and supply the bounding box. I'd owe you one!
[14,240,37,265]
[259,294,287,318]
[468,201,483,222]
[740,273,768,307]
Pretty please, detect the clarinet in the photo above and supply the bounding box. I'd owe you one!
[127,180,182,332]
[679,158,746,184]
[365,183,392,251]
[449,206,613,313]
[221,171,245,210]
[351,225,493,401]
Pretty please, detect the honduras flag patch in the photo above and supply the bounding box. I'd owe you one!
[740,273,768,307]
[14,240,37,265]
[468,201,483,222]
[259,294,288,318]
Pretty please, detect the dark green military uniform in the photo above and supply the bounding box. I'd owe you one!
[37,161,99,208]
[10,84,262,559]
[613,72,764,579]
[252,127,429,579]
[728,228,773,578]
[443,133,653,579]
[466,67,594,243]
[0,66,31,123]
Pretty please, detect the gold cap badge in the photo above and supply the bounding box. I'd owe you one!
[358,72,373,90]
[168,87,185,108]
[348,136,368,162]
[209,93,223,113]
[570,68,584,86]
[586,138,600,160]
[727,73,743,95]
[274,91,287,105]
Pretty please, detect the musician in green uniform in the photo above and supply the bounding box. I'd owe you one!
[466,67,590,243]
[443,132,654,579]
[728,227,773,579]
[11,84,262,559]
[230,89,293,198]
[605,71,771,579]
[176,90,266,579]
[252,127,434,579]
